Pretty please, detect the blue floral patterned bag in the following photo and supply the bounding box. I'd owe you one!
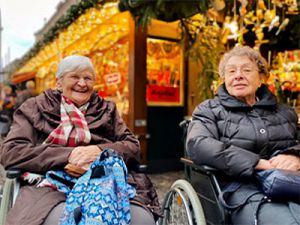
[46,149,136,225]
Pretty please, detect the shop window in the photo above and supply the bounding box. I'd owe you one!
[146,38,184,106]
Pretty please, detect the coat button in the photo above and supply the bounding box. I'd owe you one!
[260,128,266,134]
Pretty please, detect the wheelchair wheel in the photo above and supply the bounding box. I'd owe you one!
[159,179,206,225]
[0,172,20,225]
[0,178,14,225]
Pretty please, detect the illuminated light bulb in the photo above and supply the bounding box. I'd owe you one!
[226,20,239,40]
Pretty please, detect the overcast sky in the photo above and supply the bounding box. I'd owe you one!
[0,0,62,66]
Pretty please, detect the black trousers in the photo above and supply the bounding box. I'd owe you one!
[226,183,300,225]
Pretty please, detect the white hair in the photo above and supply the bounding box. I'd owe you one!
[56,55,95,79]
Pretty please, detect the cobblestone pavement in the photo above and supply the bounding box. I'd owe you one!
[148,170,185,204]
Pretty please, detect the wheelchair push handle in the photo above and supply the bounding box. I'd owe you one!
[180,158,218,174]
[179,120,188,128]
[179,118,191,129]
[6,169,22,179]
[135,164,148,173]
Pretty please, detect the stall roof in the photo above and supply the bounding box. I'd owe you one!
[11,71,36,84]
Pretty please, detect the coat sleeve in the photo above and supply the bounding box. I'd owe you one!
[0,99,72,173]
[95,102,140,167]
[186,101,260,178]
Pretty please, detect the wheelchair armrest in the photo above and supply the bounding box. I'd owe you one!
[131,164,148,173]
[6,169,22,179]
[200,165,218,173]
[136,164,147,173]
[180,157,218,174]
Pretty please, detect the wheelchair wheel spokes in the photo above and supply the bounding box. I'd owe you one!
[159,179,206,225]
[169,187,195,224]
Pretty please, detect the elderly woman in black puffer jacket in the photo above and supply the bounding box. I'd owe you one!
[187,46,300,225]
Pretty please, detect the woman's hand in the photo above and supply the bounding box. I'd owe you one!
[255,159,274,170]
[269,154,300,171]
[68,145,102,170]
[64,163,87,177]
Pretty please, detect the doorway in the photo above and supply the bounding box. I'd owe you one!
[147,106,184,173]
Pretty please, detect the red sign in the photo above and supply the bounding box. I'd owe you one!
[104,72,121,86]
[147,84,180,102]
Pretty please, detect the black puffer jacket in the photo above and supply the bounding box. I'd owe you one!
[187,84,300,178]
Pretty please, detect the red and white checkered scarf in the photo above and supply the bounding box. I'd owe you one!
[22,96,91,186]
[44,95,91,147]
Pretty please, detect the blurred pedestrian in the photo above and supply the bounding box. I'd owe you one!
[0,85,16,118]
[0,85,15,137]
[14,80,37,110]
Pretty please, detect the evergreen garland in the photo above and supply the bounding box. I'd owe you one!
[118,0,211,27]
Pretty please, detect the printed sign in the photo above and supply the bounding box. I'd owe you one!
[147,85,180,103]
[104,72,121,86]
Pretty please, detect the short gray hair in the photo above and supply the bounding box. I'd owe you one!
[218,46,269,79]
[56,55,95,79]
[25,80,35,89]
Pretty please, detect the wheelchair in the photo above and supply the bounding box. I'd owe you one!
[158,119,231,225]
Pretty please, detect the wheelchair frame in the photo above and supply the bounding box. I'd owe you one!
[158,158,231,225]
[0,169,21,225]
[158,118,231,225]
[159,177,206,225]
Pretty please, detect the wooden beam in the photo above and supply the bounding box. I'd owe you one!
[128,17,148,164]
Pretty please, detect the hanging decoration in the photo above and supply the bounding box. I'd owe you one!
[119,0,300,51]
[118,0,299,100]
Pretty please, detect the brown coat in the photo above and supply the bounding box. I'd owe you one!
[0,89,160,225]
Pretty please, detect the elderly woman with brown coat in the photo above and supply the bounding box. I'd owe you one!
[0,55,160,225]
